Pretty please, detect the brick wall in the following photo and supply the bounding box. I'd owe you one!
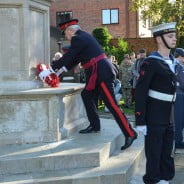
[50,0,138,38]
[111,37,157,54]
[126,37,157,54]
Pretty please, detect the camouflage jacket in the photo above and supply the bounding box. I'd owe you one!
[119,62,133,88]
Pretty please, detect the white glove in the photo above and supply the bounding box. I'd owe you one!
[56,68,65,76]
[136,125,147,136]
[53,52,62,61]
[39,68,55,81]
[56,66,68,76]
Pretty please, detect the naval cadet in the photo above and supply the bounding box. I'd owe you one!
[135,22,177,184]
[49,19,137,150]
[174,48,184,149]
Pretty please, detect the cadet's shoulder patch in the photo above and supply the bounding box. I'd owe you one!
[140,70,145,76]
[136,111,141,116]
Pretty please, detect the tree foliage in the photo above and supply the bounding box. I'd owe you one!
[92,27,129,64]
[110,38,129,64]
[131,0,184,46]
[92,27,112,47]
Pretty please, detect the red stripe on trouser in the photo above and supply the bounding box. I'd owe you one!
[100,82,134,137]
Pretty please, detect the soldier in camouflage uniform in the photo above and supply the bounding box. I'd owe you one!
[119,54,133,108]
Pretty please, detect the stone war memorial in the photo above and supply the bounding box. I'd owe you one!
[0,0,87,145]
[0,1,145,184]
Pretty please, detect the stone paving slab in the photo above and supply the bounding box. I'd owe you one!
[129,138,184,184]
[129,152,184,184]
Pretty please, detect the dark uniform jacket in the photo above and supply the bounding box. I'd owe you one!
[51,30,117,85]
[176,63,184,93]
[135,51,177,126]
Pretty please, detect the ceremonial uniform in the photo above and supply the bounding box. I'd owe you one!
[136,52,177,184]
[174,48,184,149]
[51,19,137,150]
[135,52,177,126]
[135,22,177,184]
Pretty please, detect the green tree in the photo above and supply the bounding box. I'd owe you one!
[131,0,184,46]
[92,27,129,64]
[110,38,129,64]
[92,27,112,48]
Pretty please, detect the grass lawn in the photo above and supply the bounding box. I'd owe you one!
[98,99,135,115]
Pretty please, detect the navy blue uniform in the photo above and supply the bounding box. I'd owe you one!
[174,63,184,147]
[135,51,177,183]
[52,30,135,139]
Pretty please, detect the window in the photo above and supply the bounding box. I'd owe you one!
[102,9,119,24]
[56,11,72,26]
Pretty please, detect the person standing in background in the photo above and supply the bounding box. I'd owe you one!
[129,52,136,103]
[108,55,119,79]
[130,52,136,64]
[135,22,177,184]
[131,48,147,101]
[104,55,121,112]
[119,54,133,108]
[174,48,184,149]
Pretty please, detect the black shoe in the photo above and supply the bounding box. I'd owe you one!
[121,132,137,150]
[175,142,184,149]
[79,126,100,134]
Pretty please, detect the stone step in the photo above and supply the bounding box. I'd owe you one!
[0,134,144,184]
[174,149,184,166]
[0,118,125,175]
[172,149,184,184]
[129,153,146,184]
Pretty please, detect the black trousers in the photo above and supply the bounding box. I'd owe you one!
[81,80,135,138]
[143,124,175,184]
[174,93,184,145]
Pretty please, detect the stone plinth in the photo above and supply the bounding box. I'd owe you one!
[0,0,89,146]
[0,0,52,92]
[0,83,87,145]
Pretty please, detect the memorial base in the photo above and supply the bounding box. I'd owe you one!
[0,83,87,145]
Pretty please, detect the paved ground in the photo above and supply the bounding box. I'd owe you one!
[99,110,184,184]
[173,149,184,184]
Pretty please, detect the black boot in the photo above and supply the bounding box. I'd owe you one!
[121,131,137,150]
[79,125,100,134]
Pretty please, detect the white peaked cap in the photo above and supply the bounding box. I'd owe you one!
[151,22,176,36]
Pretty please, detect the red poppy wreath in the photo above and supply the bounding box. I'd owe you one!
[36,64,60,87]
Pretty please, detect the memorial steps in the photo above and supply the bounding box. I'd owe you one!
[0,118,144,184]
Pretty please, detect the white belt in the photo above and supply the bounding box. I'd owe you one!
[148,89,176,102]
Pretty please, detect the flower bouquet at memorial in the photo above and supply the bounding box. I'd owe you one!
[36,63,60,87]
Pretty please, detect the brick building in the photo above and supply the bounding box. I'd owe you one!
[50,0,151,39]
